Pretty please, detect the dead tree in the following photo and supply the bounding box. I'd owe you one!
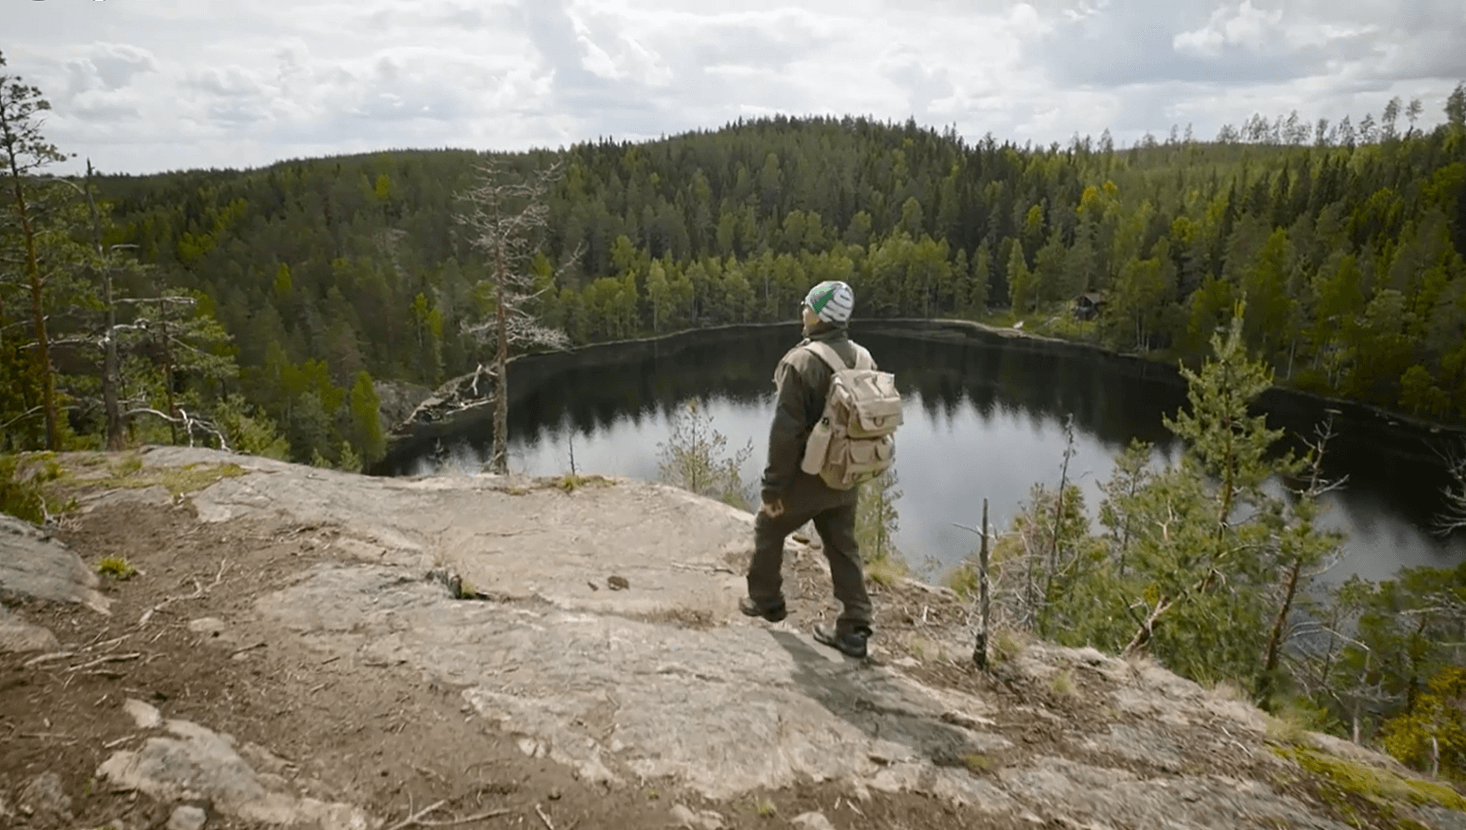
[1436,441,1466,536]
[455,157,574,474]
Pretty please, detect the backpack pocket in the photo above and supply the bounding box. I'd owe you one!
[801,418,833,475]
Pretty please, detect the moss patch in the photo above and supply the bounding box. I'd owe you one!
[554,474,613,492]
[1277,745,1466,814]
[70,454,247,499]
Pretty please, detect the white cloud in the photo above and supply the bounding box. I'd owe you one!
[1174,1,1278,55]
[1,0,1463,174]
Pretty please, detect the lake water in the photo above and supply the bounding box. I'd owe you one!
[375,322,1466,586]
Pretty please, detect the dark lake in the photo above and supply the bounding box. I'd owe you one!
[375,322,1466,586]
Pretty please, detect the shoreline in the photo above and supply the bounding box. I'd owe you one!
[384,316,1466,456]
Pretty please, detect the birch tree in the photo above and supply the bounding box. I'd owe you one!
[456,157,574,474]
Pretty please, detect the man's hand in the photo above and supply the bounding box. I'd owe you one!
[761,498,785,518]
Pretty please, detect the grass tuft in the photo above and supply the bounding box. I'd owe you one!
[96,555,137,580]
[962,753,992,774]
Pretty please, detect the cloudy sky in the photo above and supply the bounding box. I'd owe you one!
[5,0,1465,175]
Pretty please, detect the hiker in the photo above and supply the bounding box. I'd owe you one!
[740,280,902,659]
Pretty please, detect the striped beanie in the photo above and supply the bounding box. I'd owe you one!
[803,280,854,324]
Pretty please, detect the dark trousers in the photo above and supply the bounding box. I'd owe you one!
[747,475,873,635]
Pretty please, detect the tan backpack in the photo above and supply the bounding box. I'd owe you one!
[797,341,904,490]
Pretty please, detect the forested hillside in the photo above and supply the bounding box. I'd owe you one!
[5,55,1466,467]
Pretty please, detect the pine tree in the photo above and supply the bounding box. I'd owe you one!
[0,51,71,449]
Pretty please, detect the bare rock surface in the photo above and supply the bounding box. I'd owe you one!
[151,445,784,622]
[0,604,60,653]
[256,562,1009,804]
[0,513,110,614]
[99,699,370,830]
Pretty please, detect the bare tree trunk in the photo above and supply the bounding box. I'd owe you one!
[155,280,178,446]
[80,160,124,451]
[1257,557,1302,704]
[492,242,510,475]
[973,498,990,669]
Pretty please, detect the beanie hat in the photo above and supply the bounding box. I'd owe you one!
[803,280,854,324]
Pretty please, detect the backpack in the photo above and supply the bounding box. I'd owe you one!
[797,340,903,490]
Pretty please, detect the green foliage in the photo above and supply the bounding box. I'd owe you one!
[992,310,1358,710]
[945,561,980,598]
[347,371,386,466]
[856,466,904,577]
[211,394,289,459]
[1048,669,1077,696]
[962,753,992,774]
[1313,564,1466,747]
[555,473,611,492]
[95,555,137,580]
[7,59,1466,465]
[655,399,754,509]
[1379,666,1466,781]
[0,453,62,523]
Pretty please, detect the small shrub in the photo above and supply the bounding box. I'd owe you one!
[1378,666,1466,781]
[1265,710,1309,747]
[109,454,143,476]
[96,556,137,580]
[0,457,68,524]
[656,399,754,509]
[1209,679,1250,703]
[945,561,979,598]
[555,474,614,492]
[962,753,992,774]
[755,799,776,818]
[866,555,907,587]
[1049,669,1076,697]
[992,628,1024,663]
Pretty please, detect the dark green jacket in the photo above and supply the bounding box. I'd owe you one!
[759,324,871,504]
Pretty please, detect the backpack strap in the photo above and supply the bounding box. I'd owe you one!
[803,340,872,372]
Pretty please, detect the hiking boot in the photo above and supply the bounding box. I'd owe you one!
[813,623,870,659]
[739,596,787,623]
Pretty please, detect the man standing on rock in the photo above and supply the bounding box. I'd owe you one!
[740,280,875,659]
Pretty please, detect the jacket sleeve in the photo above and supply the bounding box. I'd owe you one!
[760,359,807,503]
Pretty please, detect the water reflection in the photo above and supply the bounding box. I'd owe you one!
[376,323,1466,585]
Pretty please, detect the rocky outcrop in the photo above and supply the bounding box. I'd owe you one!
[2,446,1463,830]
